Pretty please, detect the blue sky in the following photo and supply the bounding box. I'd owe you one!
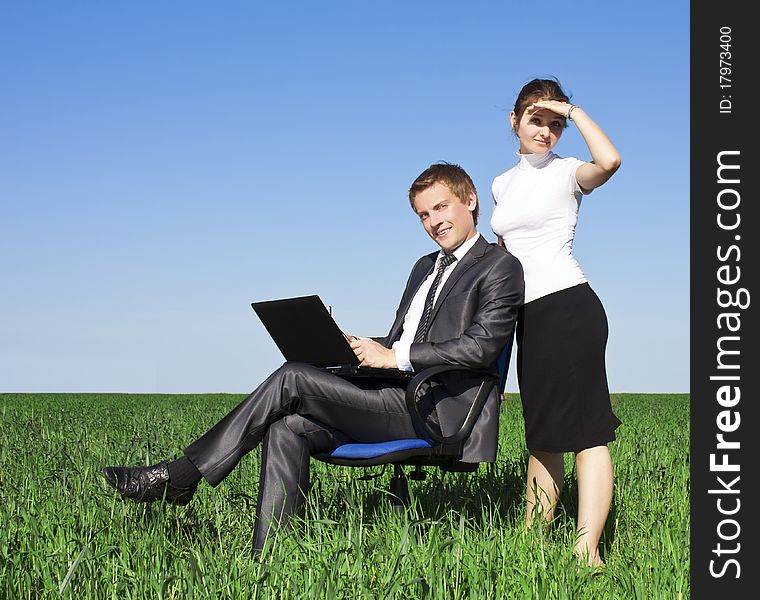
[0,1,688,393]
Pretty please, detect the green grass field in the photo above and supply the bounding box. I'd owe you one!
[0,393,689,599]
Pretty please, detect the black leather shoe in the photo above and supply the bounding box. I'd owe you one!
[102,461,197,505]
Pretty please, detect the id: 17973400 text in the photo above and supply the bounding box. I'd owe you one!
[719,26,732,114]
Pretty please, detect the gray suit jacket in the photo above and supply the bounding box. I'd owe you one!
[377,234,524,462]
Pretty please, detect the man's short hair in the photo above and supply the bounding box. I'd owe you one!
[408,162,479,225]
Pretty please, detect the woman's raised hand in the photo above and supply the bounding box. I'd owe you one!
[530,100,573,118]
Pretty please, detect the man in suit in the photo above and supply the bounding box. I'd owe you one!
[102,162,524,551]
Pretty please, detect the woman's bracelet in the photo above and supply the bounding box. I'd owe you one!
[567,105,579,121]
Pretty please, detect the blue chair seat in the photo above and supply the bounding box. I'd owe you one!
[318,439,437,467]
[326,438,433,459]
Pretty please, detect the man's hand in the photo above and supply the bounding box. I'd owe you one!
[349,338,398,369]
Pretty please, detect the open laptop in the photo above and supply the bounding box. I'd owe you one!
[251,295,415,381]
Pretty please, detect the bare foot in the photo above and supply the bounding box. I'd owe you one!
[574,545,604,569]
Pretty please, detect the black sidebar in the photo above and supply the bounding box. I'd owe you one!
[691,2,758,597]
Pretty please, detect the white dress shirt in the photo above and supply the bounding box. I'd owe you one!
[392,233,481,371]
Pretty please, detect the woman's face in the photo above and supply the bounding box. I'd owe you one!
[510,105,565,154]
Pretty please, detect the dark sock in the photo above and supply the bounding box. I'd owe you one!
[167,455,202,488]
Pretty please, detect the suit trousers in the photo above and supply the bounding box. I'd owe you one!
[183,362,438,550]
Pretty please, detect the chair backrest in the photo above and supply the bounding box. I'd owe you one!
[495,333,514,396]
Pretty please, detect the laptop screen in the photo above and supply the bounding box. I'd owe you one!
[251,295,360,367]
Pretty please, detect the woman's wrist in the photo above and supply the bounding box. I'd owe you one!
[567,105,581,121]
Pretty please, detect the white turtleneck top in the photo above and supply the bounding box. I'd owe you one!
[491,151,589,304]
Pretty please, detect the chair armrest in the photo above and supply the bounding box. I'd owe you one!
[404,365,498,445]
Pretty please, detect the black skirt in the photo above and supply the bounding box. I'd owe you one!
[516,283,621,453]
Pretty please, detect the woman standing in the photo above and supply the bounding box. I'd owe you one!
[490,78,621,567]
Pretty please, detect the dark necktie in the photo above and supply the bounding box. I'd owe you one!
[413,253,457,343]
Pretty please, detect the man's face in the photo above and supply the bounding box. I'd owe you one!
[412,182,477,253]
